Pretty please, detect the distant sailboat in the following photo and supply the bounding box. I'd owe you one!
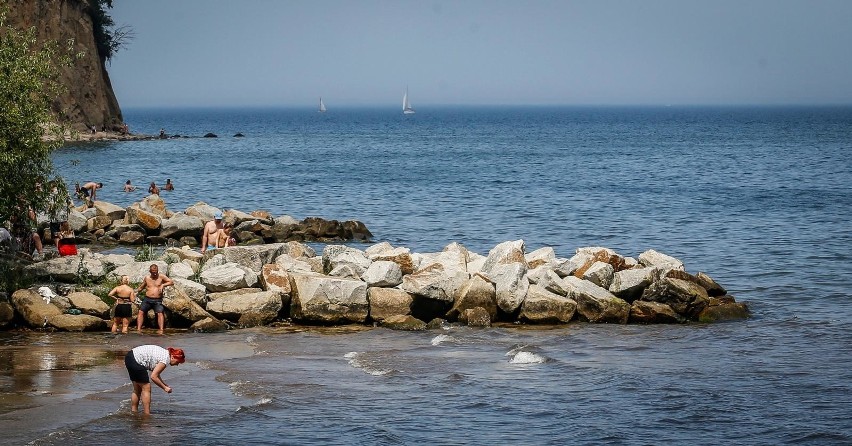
[318,97,327,113]
[403,87,415,114]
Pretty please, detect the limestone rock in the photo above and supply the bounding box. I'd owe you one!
[47,314,107,331]
[489,262,529,314]
[481,240,527,274]
[417,249,468,274]
[168,262,195,280]
[381,314,426,331]
[361,261,403,287]
[126,206,162,231]
[163,286,215,324]
[160,213,204,239]
[536,270,570,297]
[368,246,415,275]
[629,300,685,324]
[564,276,630,324]
[273,253,315,273]
[139,194,167,217]
[638,249,684,270]
[93,201,125,221]
[282,241,316,259]
[200,263,254,292]
[399,263,469,303]
[66,291,110,318]
[68,209,88,232]
[207,288,264,302]
[165,246,204,263]
[698,299,750,323]
[205,290,282,327]
[24,255,106,282]
[466,253,487,274]
[609,267,658,302]
[166,278,207,306]
[459,307,492,327]
[322,245,372,276]
[519,285,577,324]
[11,289,62,328]
[525,246,556,270]
[289,273,368,324]
[224,209,257,225]
[641,277,709,319]
[367,287,413,322]
[185,202,222,222]
[109,261,168,284]
[119,230,145,245]
[190,317,229,332]
[696,272,727,297]
[87,215,112,232]
[582,261,615,289]
[0,302,14,328]
[446,274,496,322]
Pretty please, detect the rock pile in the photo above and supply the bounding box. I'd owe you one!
[1,240,750,332]
[58,195,372,247]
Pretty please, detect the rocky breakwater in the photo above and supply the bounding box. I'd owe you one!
[2,240,749,332]
[62,195,372,247]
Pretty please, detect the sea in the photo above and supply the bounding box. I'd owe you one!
[1,106,851,445]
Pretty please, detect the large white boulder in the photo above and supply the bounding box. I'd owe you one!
[200,263,255,292]
[360,261,403,287]
[289,273,368,324]
[206,290,282,327]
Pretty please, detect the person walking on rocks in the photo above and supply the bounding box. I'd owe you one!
[200,212,224,253]
[124,344,185,415]
[136,264,174,334]
[109,275,136,333]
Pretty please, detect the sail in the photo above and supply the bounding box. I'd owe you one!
[403,88,415,114]
[319,97,326,113]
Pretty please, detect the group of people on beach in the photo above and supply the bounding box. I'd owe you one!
[107,264,174,335]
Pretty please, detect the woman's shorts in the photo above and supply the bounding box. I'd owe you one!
[114,303,132,318]
[125,351,149,383]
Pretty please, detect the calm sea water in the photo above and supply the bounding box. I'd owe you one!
[2,106,850,444]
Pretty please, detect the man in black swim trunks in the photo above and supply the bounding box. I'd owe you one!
[136,264,174,334]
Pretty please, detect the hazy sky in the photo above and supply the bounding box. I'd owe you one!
[106,0,852,108]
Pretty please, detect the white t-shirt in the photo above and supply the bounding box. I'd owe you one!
[132,345,171,370]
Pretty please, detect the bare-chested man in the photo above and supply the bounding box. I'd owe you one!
[78,181,103,202]
[137,264,174,334]
[200,212,224,253]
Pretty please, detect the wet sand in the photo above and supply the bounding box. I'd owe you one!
[0,329,256,444]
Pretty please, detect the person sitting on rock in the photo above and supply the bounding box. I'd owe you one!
[201,212,224,253]
[216,222,236,248]
[56,221,77,257]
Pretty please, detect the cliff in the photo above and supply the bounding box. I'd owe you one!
[4,0,122,131]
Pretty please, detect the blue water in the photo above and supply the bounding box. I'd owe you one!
[2,106,850,444]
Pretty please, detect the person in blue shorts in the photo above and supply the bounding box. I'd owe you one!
[136,264,174,333]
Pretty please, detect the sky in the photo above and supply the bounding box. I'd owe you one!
[106,0,852,108]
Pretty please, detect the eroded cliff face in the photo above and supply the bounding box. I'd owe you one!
[5,0,122,131]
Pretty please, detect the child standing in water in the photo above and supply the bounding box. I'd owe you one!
[108,275,136,333]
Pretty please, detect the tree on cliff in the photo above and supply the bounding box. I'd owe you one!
[86,0,133,62]
[0,11,76,224]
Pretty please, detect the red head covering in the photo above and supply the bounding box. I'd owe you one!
[168,347,186,364]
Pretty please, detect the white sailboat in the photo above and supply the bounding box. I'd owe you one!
[403,87,415,114]
[318,97,326,113]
